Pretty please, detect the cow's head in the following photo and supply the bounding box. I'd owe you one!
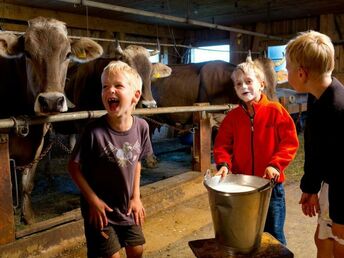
[114,41,171,108]
[0,16,103,116]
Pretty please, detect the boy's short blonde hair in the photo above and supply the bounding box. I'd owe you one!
[102,60,142,92]
[286,30,335,75]
[231,58,265,84]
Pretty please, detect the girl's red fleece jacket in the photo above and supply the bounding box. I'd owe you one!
[213,94,299,183]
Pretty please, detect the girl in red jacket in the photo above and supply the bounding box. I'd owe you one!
[213,57,299,245]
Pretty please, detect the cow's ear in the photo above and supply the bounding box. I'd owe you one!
[151,63,172,81]
[69,37,103,63]
[0,33,24,58]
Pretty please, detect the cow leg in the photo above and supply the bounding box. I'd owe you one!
[21,162,40,224]
[21,123,50,225]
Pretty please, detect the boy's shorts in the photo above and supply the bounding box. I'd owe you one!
[317,183,344,245]
[84,222,145,258]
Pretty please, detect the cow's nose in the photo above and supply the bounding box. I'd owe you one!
[56,96,65,110]
[38,95,49,111]
[35,92,68,114]
[140,100,157,108]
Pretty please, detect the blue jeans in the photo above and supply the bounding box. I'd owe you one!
[264,183,286,245]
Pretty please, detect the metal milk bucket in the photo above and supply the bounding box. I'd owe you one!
[203,173,273,255]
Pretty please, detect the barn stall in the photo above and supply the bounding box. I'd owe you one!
[1,1,344,257]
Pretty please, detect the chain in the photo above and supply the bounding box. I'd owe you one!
[15,139,55,171]
[15,133,73,171]
[55,136,73,154]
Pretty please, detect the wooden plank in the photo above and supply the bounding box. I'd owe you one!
[16,208,82,239]
[0,134,15,245]
[188,232,294,258]
[284,103,307,115]
[192,103,211,173]
[0,3,185,38]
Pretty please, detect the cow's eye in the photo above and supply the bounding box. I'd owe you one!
[66,52,71,60]
[24,50,31,59]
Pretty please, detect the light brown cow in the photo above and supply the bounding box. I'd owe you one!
[0,17,103,224]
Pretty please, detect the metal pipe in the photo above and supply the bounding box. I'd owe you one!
[57,0,286,41]
[0,104,234,129]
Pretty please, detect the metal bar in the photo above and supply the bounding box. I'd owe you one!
[0,104,234,129]
[56,0,286,41]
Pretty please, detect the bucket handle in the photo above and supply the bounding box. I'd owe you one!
[204,169,212,181]
[257,179,276,192]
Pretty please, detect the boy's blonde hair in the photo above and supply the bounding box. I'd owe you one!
[286,30,335,76]
[231,58,266,85]
[102,60,143,92]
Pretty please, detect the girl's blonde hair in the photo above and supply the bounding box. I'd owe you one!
[231,57,266,85]
[286,30,334,76]
[102,60,142,92]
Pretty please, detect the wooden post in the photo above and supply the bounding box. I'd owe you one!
[192,103,211,173]
[0,134,15,244]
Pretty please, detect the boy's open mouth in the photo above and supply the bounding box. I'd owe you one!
[108,97,119,107]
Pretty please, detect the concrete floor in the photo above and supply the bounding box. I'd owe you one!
[54,175,317,258]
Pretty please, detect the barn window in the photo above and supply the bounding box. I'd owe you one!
[148,49,168,64]
[267,45,287,84]
[191,44,230,63]
[149,51,160,63]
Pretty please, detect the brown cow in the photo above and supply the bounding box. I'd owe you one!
[0,17,103,224]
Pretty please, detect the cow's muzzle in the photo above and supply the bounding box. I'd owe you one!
[140,100,157,108]
[34,92,68,115]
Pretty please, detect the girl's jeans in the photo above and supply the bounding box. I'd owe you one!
[264,183,286,245]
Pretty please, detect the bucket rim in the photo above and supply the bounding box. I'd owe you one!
[203,174,272,195]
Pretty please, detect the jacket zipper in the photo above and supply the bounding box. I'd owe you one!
[250,115,254,175]
[242,103,255,175]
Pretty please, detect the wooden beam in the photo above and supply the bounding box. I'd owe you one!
[0,134,15,245]
[192,103,211,173]
[0,3,185,39]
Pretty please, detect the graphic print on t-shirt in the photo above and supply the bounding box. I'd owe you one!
[101,140,141,167]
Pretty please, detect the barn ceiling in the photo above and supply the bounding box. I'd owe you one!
[3,0,344,31]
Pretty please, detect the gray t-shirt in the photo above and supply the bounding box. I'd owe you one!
[70,115,153,225]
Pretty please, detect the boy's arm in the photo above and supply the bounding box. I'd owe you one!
[68,160,113,229]
[127,161,145,226]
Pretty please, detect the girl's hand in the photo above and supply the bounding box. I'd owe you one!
[215,166,230,179]
[263,166,280,181]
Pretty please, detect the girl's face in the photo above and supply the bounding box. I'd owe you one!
[101,71,139,117]
[233,70,263,103]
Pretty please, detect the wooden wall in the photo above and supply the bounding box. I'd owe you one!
[1,3,344,79]
[228,14,344,82]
